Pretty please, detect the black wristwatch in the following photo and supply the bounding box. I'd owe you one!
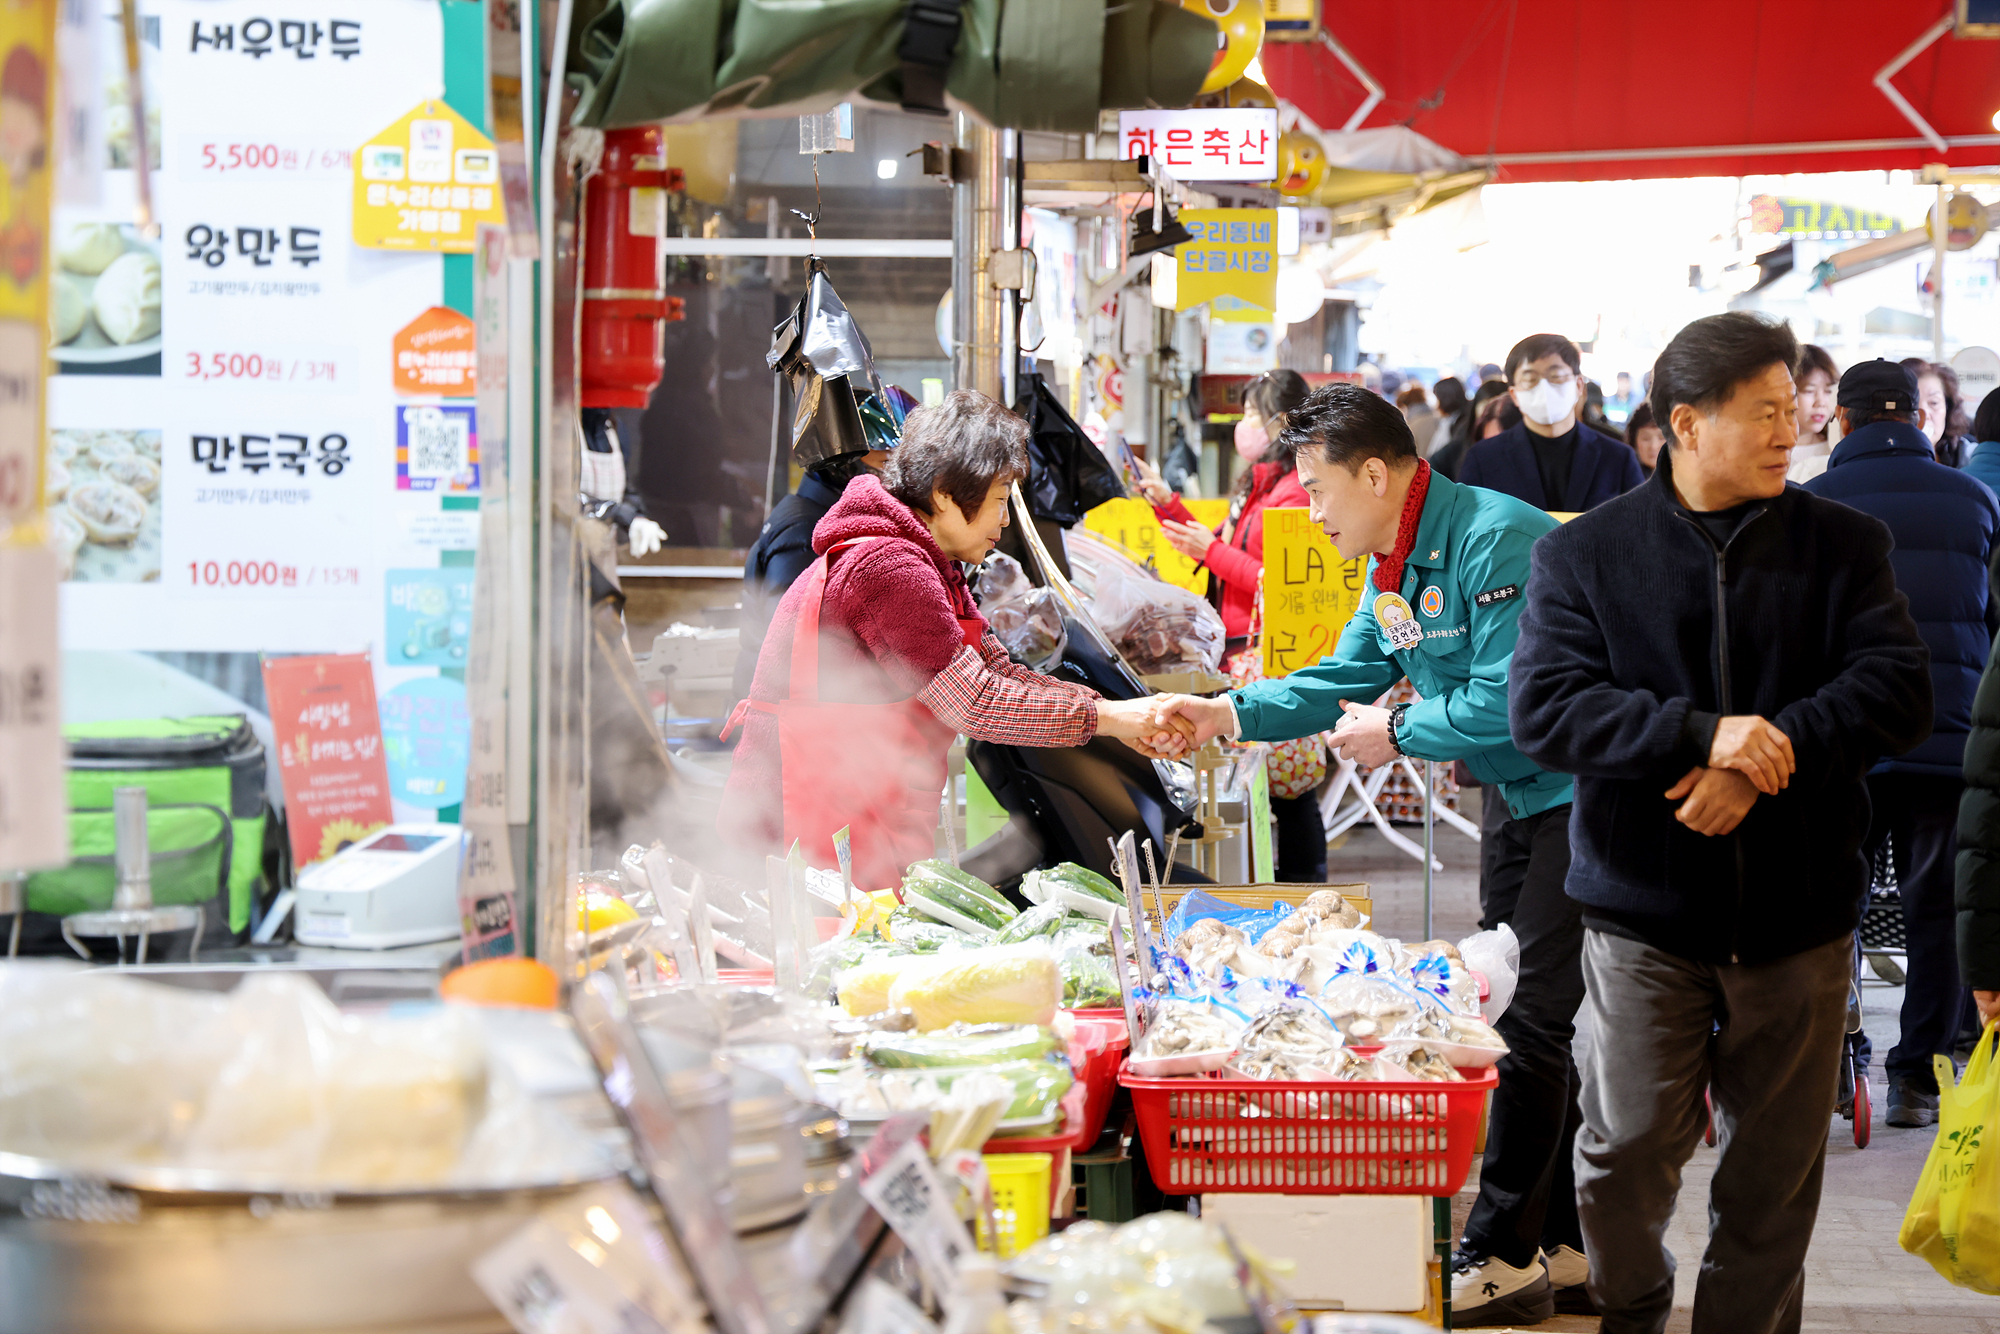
[1387,702,1410,757]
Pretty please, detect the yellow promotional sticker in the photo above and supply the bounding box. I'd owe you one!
[352,101,508,253]
[1373,592,1423,652]
[1259,507,1369,677]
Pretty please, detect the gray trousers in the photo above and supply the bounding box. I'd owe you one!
[1574,929,1852,1334]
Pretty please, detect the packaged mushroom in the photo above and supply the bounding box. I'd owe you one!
[1230,1001,1346,1081]
[1128,997,1245,1077]
[1297,889,1365,930]
[1369,1041,1465,1083]
[1389,1007,1509,1068]
[1316,970,1421,1043]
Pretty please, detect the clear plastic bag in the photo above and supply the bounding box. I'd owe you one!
[973,551,1069,671]
[1088,568,1225,676]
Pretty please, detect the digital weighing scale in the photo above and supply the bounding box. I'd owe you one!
[293,823,466,949]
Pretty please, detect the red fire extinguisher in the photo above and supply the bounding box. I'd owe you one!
[580,127,686,407]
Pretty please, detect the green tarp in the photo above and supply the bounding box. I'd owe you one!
[570,0,1214,133]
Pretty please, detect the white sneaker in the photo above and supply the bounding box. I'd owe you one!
[1544,1244,1596,1315]
[1450,1249,1554,1327]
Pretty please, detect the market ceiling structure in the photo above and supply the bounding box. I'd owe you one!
[1262,2,2000,182]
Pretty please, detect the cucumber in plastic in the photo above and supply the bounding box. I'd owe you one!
[903,885,1002,935]
[1042,862,1127,905]
[904,868,1017,928]
[860,1022,1059,1068]
[906,860,1012,913]
[993,902,1068,945]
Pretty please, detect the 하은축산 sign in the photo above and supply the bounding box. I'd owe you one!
[1260,507,1367,677]
[1117,108,1277,182]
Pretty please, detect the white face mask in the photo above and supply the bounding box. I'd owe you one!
[1517,377,1577,427]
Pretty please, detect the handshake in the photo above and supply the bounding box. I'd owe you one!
[1095,694,1238,760]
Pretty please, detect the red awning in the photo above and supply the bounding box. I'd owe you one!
[1262,3,2000,183]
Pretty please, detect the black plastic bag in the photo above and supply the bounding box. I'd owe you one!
[1014,371,1125,526]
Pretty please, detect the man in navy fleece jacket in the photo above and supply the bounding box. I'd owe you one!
[1509,313,1932,1334]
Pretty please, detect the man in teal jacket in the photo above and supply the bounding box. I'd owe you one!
[1163,383,1583,1327]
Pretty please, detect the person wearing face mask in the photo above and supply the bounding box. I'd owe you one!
[1134,369,1329,884]
[1786,344,1841,484]
[722,391,1189,889]
[1460,333,1645,512]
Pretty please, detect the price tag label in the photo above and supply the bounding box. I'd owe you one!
[1260,507,1369,678]
[858,1140,975,1298]
[177,136,355,181]
[180,346,353,391]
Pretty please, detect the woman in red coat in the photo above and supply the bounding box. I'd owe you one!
[724,390,1185,890]
[1137,369,1327,882]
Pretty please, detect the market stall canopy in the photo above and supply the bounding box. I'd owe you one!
[1262,3,2000,183]
[570,0,1214,132]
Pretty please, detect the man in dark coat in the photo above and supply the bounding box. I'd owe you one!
[1957,637,2000,1033]
[1803,358,2000,1128]
[1511,312,1932,1334]
[1459,332,1645,513]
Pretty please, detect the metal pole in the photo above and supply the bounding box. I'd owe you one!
[969,123,1004,400]
[1423,761,1435,940]
[951,114,978,392]
[999,128,1020,408]
[1934,183,1949,362]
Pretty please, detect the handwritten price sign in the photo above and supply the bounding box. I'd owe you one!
[1260,507,1368,677]
[1083,496,1230,595]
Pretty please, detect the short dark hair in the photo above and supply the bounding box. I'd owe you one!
[1626,401,1657,437]
[1974,387,2000,446]
[1504,333,1581,383]
[885,390,1029,518]
[1243,368,1311,425]
[1280,382,1418,472]
[1433,376,1467,416]
[1648,313,1799,450]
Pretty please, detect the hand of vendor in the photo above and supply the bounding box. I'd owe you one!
[1707,715,1796,795]
[1097,695,1196,759]
[1154,693,1236,747]
[1159,519,1215,564]
[1329,699,1399,768]
[1665,766,1759,837]
[1133,454,1173,506]
[1978,990,2000,1027]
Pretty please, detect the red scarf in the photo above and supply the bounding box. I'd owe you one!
[1372,460,1433,593]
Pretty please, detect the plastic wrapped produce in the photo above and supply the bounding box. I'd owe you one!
[1370,1042,1465,1082]
[1232,1001,1346,1081]
[836,953,927,1018]
[1128,997,1245,1076]
[886,941,1062,1030]
[993,901,1070,945]
[974,551,1068,670]
[826,1057,1071,1122]
[1051,923,1120,1009]
[1087,569,1225,676]
[859,1022,1058,1068]
[1317,970,1421,1043]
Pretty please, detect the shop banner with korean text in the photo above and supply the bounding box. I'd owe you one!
[1174,209,1276,313]
[1259,507,1367,677]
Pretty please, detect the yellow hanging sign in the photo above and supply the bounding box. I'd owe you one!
[352,101,508,253]
[1084,496,1230,595]
[1175,208,1277,313]
[1260,507,1368,677]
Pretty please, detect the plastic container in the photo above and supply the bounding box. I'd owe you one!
[976,1152,1053,1257]
[1119,1065,1497,1196]
[1069,1014,1131,1147]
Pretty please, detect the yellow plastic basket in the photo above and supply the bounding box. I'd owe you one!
[977,1152,1054,1258]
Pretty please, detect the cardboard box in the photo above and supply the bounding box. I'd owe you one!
[1200,1194,1430,1313]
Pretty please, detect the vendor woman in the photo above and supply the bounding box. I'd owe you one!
[723,389,1185,889]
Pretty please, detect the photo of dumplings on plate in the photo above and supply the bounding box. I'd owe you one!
[49,221,162,374]
[45,430,163,582]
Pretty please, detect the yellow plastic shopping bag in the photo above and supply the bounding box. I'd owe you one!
[1901,1022,2000,1292]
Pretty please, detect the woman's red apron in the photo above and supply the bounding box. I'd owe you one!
[726,538,981,891]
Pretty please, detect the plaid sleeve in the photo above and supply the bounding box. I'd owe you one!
[976,632,1100,699]
[920,645,1099,746]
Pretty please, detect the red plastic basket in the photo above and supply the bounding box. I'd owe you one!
[1120,1065,1497,1196]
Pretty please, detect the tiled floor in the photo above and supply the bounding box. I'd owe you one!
[1327,820,1993,1333]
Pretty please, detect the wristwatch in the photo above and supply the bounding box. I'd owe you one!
[1386,702,1410,757]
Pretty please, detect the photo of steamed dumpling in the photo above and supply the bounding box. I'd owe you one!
[92,251,161,346]
[85,431,134,463]
[45,455,69,503]
[50,275,86,346]
[57,222,125,275]
[66,479,147,544]
[100,454,157,499]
